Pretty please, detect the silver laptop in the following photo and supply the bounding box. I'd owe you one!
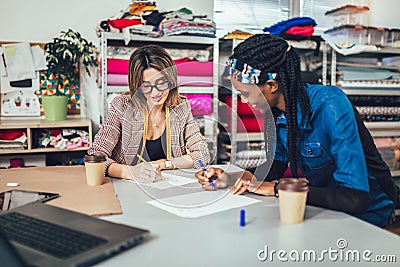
[0,190,149,267]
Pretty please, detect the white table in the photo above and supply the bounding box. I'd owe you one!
[98,166,400,266]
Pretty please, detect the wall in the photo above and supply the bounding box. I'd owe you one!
[369,0,400,28]
[0,0,213,129]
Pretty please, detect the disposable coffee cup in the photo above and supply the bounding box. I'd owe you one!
[278,178,309,224]
[84,155,106,186]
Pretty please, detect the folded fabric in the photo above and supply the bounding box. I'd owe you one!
[175,60,213,76]
[227,115,265,132]
[263,17,317,34]
[225,96,263,116]
[284,25,314,36]
[107,73,213,87]
[181,94,212,116]
[107,74,128,85]
[108,18,142,30]
[356,106,400,115]
[107,59,129,74]
[106,58,213,76]
[178,75,213,86]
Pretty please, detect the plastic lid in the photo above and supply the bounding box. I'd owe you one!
[278,178,309,192]
[84,154,106,163]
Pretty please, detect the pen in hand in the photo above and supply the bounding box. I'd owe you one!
[136,154,166,180]
[198,160,215,190]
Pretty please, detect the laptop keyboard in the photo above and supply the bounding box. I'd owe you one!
[0,212,108,259]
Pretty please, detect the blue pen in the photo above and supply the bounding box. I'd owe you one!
[198,160,215,190]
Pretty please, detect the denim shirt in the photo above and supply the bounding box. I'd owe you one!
[274,84,393,227]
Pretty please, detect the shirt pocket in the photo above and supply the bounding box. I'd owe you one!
[301,142,333,170]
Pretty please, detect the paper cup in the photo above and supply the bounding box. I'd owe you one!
[84,155,106,186]
[278,179,309,224]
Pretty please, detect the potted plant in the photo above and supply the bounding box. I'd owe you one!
[42,29,98,121]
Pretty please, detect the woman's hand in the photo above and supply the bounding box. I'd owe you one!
[231,171,275,196]
[195,167,230,190]
[126,162,163,183]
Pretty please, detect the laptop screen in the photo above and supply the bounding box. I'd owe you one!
[0,190,59,212]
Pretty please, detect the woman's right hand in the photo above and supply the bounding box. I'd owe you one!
[126,162,163,183]
[195,167,230,190]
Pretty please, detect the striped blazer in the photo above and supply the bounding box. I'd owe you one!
[88,94,210,174]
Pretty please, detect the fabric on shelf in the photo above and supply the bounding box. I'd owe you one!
[227,115,265,133]
[107,74,213,86]
[107,73,128,85]
[284,25,314,36]
[175,60,213,76]
[263,17,316,34]
[108,18,142,30]
[180,94,212,116]
[178,75,213,86]
[225,96,263,116]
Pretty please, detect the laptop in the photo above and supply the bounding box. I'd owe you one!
[0,190,149,267]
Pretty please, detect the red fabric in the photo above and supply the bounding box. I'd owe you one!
[0,130,25,140]
[225,96,263,116]
[284,25,314,36]
[226,115,264,132]
[108,18,142,30]
[107,59,129,74]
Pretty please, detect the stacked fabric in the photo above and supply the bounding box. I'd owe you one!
[349,95,400,122]
[97,3,216,38]
[34,129,89,150]
[225,96,264,132]
[0,130,27,150]
[263,17,317,36]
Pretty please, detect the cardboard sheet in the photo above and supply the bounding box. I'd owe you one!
[0,166,122,216]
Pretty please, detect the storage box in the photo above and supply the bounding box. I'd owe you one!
[388,29,400,47]
[325,5,370,27]
[367,27,389,46]
[324,25,368,45]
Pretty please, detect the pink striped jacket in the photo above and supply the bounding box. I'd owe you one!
[88,94,210,175]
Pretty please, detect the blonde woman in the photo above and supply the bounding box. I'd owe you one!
[88,44,210,182]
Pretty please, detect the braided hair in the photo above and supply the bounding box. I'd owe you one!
[230,34,310,177]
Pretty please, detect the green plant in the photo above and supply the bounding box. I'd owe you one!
[45,29,98,80]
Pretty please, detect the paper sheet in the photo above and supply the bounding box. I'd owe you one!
[147,190,261,218]
[132,173,199,190]
[2,43,36,81]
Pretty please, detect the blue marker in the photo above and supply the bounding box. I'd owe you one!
[198,160,215,190]
[240,209,246,227]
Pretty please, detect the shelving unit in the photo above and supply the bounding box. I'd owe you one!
[0,118,92,154]
[328,44,400,177]
[100,32,219,162]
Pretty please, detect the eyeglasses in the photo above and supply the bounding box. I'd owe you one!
[139,79,172,94]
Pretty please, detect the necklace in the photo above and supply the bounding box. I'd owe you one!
[150,111,165,128]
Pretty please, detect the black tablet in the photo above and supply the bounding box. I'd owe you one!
[0,190,59,212]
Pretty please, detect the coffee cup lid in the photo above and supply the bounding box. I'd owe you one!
[278,178,309,192]
[84,154,106,163]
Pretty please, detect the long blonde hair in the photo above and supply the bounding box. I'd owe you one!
[126,44,184,113]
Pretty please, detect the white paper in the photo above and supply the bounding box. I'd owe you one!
[2,43,36,81]
[131,173,199,190]
[147,190,261,218]
[31,45,47,71]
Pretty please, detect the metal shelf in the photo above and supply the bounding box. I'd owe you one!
[341,89,400,96]
[103,32,217,45]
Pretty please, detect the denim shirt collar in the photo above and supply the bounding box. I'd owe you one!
[275,100,312,131]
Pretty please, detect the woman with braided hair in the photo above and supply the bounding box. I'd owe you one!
[195,34,398,227]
